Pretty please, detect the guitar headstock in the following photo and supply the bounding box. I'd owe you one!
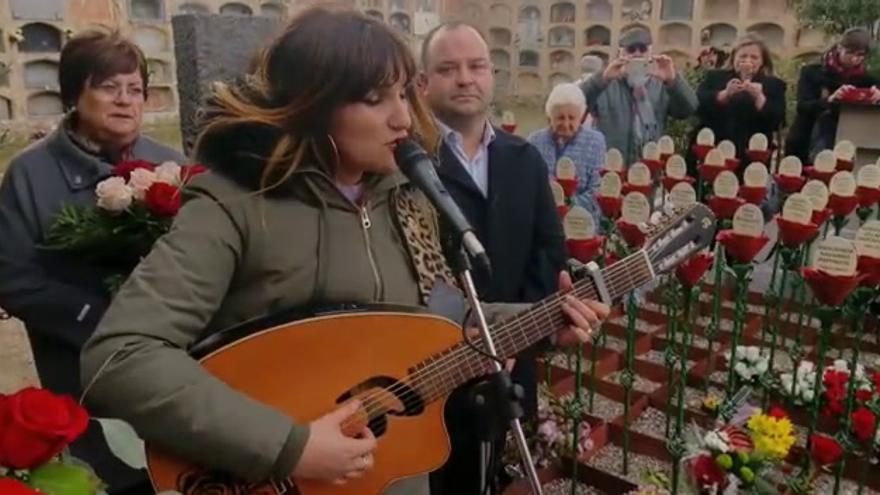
[642,203,716,275]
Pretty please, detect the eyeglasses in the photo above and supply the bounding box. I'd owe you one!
[625,43,649,54]
[94,81,145,100]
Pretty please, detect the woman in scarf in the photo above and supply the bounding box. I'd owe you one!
[785,28,880,163]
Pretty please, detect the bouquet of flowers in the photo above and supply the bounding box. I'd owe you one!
[43,160,206,292]
[724,346,770,385]
[0,387,102,495]
[682,405,796,494]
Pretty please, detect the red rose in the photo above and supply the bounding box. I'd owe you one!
[812,208,832,227]
[567,236,604,263]
[717,230,769,264]
[810,434,843,466]
[112,159,156,180]
[746,149,772,164]
[692,144,714,161]
[856,389,874,403]
[642,159,664,175]
[0,478,41,495]
[707,196,745,221]
[768,405,788,419]
[828,194,859,218]
[774,174,806,195]
[776,217,820,248]
[724,158,740,170]
[873,371,880,392]
[662,175,695,192]
[622,182,652,198]
[596,195,622,219]
[557,178,578,197]
[852,408,877,442]
[180,164,208,183]
[687,454,728,491]
[802,267,860,307]
[557,205,570,218]
[804,167,835,184]
[144,182,182,217]
[0,388,89,469]
[857,186,880,209]
[676,251,714,288]
[698,164,726,183]
[859,256,880,287]
[605,251,620,267]
[836,159,854,172]
[739,186,766,205]
[616,220,646,248]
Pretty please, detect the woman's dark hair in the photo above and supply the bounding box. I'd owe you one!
[59,29,149,110]
[839,27,872,54]
[731,33,774,77]
[196,6,438,191]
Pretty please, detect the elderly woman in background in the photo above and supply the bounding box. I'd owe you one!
[692,34,786,165]
[0,30,183,494]
[528,82,606,221]
[786,28,880,163]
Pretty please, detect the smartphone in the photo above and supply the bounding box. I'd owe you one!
[626,58,650,81]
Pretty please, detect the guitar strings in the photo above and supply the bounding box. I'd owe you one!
[339,259,645,428]
[337,257,647,430]
[342,258,644,427]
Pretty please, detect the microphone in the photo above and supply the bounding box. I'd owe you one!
[394,138,491,273]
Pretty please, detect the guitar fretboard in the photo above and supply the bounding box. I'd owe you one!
[409,250,655,403]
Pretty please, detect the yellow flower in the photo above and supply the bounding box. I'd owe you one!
[747,413,796,459]
[702,394,721,412]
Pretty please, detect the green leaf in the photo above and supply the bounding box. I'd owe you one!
[96,418,147,470]
[28,462,102,495]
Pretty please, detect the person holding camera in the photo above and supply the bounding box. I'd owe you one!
[580,27,697,166]
[785,28,880,164]
[693,34,786,167]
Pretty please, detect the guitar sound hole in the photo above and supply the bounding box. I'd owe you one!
[336,375,425,438]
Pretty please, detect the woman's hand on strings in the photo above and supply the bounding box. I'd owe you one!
[293,400,377,483]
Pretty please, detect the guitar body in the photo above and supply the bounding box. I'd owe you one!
[147,308,464,495]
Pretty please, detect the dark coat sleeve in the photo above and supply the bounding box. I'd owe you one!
[759,77,787,131]
[696,70,730,121]
[522,144,567,302]
[796,65,829,118]
[0,161,108,348]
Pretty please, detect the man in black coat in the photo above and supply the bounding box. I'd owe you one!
[420,21,567,494]
[785,28,880,163]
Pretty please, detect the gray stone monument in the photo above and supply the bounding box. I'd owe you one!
[172,14,282,154]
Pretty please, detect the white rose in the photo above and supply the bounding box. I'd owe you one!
[745,346,760,362]
[129,168,157,200]
[735,362,750,379]
[755,359,768,374]
[803,390,814,402]
[95,177,133,212]
[154,161,181,185]
[834,359,849,372]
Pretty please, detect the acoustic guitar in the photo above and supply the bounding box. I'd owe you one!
[146,203,716,495]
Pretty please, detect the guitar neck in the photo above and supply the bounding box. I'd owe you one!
[411,249,656,403]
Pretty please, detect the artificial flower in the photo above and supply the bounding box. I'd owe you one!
[801,267,861,307]
[567,236,605,263]
[707,196,745,221]
[596,195,622,219]
[828,193,859,218]
[717,230,769,264]
[775,216,819,248]
[739,186,766,205]
[675,251,714,288]
[810,434,843,466]
[774,174,806,195]
[616,220,646,248]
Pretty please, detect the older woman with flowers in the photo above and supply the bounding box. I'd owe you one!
[0,30,182,494]
[528,82,606,221]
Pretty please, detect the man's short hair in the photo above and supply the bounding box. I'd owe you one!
[419,21,487,69]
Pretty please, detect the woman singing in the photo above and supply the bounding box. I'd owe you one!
[80,7,607,494]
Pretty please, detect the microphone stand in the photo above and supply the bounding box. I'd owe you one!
[446,245,543,495]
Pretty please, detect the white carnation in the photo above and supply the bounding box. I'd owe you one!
[95,177,133,212]
[745,346,760,362]
[129,168,157,200]
[704,430,731,453]
[154,161,181,185]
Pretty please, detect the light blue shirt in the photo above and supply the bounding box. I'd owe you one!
[437,121,496,197]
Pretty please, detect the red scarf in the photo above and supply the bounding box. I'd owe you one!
[824,48,866,80]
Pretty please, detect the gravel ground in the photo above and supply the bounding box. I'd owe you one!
[638,349,695,370]
[542,478,608,495]
[683,386,726,411]
[607,315,662,333]
[589,443,672,486]
[812,473,880,494]
[838,349,880,369]
[630,407,669,440]
[605,370,662,394]
[561,387,626,421]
